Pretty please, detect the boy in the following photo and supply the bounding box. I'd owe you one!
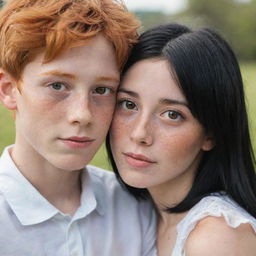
[0,0,156,255]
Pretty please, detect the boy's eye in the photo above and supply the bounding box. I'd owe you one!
[93,87,111,95]
[48,82,66,91]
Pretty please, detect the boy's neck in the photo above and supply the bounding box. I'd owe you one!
[10,145,83,216]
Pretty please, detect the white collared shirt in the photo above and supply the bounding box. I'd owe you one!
[0,146,157,256]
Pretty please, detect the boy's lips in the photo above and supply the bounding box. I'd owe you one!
[59,136,95,148]
[63,136,94,142]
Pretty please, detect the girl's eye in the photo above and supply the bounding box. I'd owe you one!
[48,82,66,91]
[119,100,137,110]
[93,87,111,95]
[163,110,182,120]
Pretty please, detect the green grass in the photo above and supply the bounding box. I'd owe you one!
[0,62,255,169]
[0,106,15,150]
[241,62,256,152]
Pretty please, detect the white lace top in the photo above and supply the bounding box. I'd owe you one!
[172,194,256,256]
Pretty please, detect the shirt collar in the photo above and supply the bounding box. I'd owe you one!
[73,167,105,220]
[0,146,104,226]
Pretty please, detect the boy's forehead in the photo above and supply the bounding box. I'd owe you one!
[20,36,120,84]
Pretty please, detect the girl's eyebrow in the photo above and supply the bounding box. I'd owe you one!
[118,88,189,109]
[159,98,188,108]
[118,88,188,107]
[118,88,139,98]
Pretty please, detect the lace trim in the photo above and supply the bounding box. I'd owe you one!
[171,195,256,256]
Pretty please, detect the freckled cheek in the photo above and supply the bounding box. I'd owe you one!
[110,116,130,145]
[93,104,115,127]
[41,99,65,115]
[158,132,204,163]
[16,97,60,140]
[92,97,116,119]
[93,97,116,109]
[18,96,53,118]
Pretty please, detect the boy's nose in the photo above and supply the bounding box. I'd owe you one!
[68,95,92,126]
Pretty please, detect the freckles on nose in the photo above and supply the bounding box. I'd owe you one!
[73,96,92,115]
[66,95,89,114]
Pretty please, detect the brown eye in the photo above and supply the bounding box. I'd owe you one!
[167,111,180,120]
[125,100,136,110]
[118,99,137,110]
[94,87,111,95]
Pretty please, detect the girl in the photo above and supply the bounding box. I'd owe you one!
[107,23,256,255]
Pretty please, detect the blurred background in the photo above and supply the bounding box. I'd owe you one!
[0,0,255,170]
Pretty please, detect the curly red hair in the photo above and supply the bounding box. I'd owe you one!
[0,0,140,80]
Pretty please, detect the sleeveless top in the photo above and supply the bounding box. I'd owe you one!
[171,194,256,256]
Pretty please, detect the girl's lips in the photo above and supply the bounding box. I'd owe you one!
[123,152,156,168]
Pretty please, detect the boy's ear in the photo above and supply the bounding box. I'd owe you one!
[0,69,17,110]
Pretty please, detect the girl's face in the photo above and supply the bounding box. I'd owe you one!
[110,59,213,191]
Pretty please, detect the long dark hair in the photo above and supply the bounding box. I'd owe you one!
[106,23,256,217]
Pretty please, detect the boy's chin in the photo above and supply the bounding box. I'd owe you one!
[51,157,92,172]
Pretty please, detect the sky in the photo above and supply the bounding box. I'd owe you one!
[123,0,187,13]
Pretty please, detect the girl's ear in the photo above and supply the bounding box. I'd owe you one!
[202,134,215,151]
[0,69,18,110]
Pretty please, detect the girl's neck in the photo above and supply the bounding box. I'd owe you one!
[148,169,195,227]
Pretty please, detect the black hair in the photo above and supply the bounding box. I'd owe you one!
[106,23,256,217]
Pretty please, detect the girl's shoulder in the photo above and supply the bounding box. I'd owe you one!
[185,215,256,256]
[173,194,256,256]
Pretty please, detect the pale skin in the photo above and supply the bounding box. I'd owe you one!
[110,58,256,255]
[185,216,256,256]
[0,34,120,215]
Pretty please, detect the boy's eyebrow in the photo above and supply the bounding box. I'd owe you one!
[39,72,119,84]
[96,76,120,84]
[39,70,76,79]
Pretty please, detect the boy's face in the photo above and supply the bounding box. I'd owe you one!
[12,34,120,171]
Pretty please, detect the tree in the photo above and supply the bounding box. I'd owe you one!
[176,0,256,60]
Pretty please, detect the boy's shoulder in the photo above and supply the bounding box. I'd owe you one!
[84,164,157,254]
[86,164,115,179]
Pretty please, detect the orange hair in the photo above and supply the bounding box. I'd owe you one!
[0,0,140,81]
